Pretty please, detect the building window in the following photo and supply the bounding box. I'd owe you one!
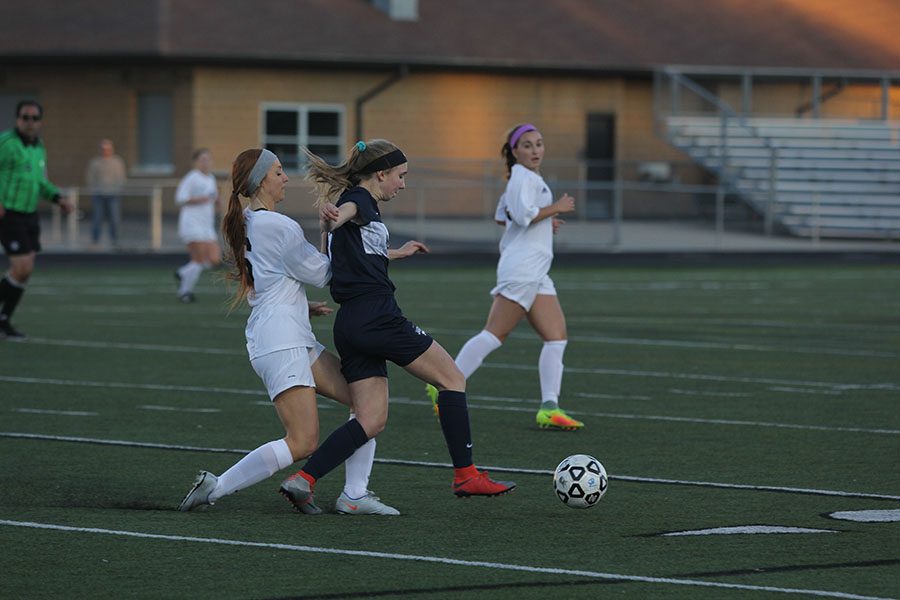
[137,93,173,173]
[262,104,344,171]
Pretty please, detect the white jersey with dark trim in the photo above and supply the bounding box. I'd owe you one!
[243,208,331,360]
[495,164,554,284]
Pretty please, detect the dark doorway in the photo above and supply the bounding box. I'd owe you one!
[586,113,615,219]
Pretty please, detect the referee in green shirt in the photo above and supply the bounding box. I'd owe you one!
[0,100,74,339]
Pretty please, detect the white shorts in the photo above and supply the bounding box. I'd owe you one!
[250,342,325,401]
[490,275,556,311]
[179,222,218,244]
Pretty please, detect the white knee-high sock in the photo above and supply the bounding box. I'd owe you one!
[209,438,293,502]
[178,261,204,295]
[343,413,376,499]
[539,340,568,406]
[454,330,502,379]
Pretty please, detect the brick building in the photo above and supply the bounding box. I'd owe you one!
[1,0,899,222]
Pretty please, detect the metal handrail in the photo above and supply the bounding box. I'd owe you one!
[656,68,781,235]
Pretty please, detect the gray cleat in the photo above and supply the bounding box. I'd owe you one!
[335,491,400,516]
[279,475,323,515]
[178,471,217,511]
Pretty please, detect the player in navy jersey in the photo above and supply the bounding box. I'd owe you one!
[178,148,398,515]
[426,124,582,431]
[275,140,515,511]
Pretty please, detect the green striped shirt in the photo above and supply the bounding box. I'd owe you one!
[0,129,60,213]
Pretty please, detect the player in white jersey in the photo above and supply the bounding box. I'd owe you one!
[174,149,222,303]
[178,148,398,515]
[427,123,582,430]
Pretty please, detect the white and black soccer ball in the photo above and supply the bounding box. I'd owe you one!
[553,454,608,509]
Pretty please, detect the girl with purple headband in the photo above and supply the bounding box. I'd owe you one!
[427,123,583,431]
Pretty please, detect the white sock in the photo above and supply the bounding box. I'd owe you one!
[178,261,204,295]
[343,413,376,499]
[3,273,24,288]
[454,330,502,379]
[539,340,568,405]
[209,438,293,502]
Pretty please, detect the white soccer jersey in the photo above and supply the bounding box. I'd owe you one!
[175,169,218,242]
[243,209,331,360]
[495,164,554,284]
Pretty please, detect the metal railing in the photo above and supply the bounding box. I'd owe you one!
[654,67,782,237]
[658,65,898,120]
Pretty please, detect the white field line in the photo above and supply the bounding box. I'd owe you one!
[14,408,98,416]
[138,405,221,414]
[567,314,900,334]
[0,520,889,600]
[427,328,900,359]
[17,319,899,360]
[575,392,654,400]
[390,398,900,436]
[20,337,244,356]
[3,375,897,436]
[2,432,899,502]
[0,375,266,396]
[395,272,896,285]
[8,333,899,391]
[669,388,752,398]
[487,363,900,392]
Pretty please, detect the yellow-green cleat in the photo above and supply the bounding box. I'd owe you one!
[536,407,584,431]
[425,383,439,416]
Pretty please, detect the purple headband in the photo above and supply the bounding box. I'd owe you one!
[508,123,537,148]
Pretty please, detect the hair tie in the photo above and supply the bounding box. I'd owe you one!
[355,141,367,152]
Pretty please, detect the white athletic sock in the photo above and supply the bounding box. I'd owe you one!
[178,261,204,295]
[454,330,502,379]
[343,413,376,499]
[209,438,293,502]
[3,273,24,288]
[539,340,568,405]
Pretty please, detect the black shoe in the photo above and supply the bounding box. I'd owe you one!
[0,319,25,340]
[178,293,196,304]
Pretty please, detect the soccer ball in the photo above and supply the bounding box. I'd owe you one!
[553,454,608,509]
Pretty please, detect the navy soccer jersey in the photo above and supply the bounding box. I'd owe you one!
[328,186,396,303]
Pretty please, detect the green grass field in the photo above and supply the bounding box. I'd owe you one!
[1,261,898,599]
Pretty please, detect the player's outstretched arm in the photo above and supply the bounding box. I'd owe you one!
[388,240,429,260]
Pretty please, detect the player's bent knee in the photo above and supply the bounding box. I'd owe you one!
[356,414,386,439]
[285,436,318,461]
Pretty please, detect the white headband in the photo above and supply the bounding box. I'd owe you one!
[246,149,277,195]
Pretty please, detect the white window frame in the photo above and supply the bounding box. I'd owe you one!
[260,102,345,171]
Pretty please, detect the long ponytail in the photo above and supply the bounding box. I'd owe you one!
[222,148,263,307]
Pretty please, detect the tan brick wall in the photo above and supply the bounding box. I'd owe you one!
[4,63,898,220]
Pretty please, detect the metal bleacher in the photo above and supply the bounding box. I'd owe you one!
[657,69,900,239]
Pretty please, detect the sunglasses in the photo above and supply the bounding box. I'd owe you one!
[18,114,41,122]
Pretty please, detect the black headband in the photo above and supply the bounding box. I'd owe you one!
[356,149,407,175]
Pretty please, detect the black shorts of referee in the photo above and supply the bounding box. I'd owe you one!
[334,293,434,383]
[0,210,41,255]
